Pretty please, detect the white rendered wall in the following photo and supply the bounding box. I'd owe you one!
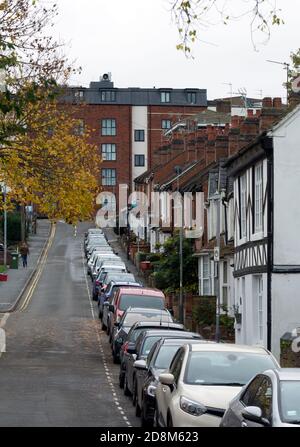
[132,106,148,187]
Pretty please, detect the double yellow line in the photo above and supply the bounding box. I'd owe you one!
[19,223,56,312]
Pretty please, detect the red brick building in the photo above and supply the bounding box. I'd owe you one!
[61,74,207,208]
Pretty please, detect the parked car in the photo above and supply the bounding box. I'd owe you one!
[126,330,203,411]
[91,257,124,280]
[98,280,142,318]
[135,337,205,427]
[87,251,116,276]
[220,368,300,427]
[110,307,173,363]
[155,343,279,427]
[90,254,121,278]
[108,287,166,338]
[119,321,185,389]
[94,272,136,302]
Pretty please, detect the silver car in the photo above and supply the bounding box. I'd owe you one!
[220,368,300,427]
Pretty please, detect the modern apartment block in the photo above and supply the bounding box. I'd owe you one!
[61,73,207,206]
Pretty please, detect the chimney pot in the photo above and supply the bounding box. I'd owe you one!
[273,97,282,108]
[262,97,273,108]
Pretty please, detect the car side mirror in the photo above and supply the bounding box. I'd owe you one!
[242,406,270,426]
[109,305,114,313]
[159,373,175,386]
[134,359,147,370]
[127,343,136,354]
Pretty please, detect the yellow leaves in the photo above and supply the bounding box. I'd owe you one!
[0,99,101,224]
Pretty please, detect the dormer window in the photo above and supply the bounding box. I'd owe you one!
[160,91,170,103]
[187,91,197,104]
[101,90,116,102]
[74,90,84,99]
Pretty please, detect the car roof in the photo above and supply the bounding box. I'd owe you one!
[161,338,209,345]
[274,368,300,381]
[131,321,184,330]
[189,343,270,354]
[124,307,169,314]
[109,281,141,287]
[140,330,202,338]
[118,287,165,297]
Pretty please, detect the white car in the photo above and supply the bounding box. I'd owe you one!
[220,368,300,427]
[155,343,279,427]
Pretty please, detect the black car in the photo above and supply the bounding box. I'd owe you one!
[123,330,203,405]
[136,337,206,427]
[111,307,173,364]
[119,320,185,389]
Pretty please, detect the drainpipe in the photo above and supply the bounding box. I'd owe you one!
[262,135,274,351]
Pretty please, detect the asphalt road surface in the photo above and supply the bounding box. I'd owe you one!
[0,222,140,427]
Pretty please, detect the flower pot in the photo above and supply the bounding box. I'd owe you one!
[0,273,8,282]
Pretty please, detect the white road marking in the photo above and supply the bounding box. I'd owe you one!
[81,243,132,427]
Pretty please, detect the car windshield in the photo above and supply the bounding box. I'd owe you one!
[184,351,277,386]
[142,336,163,356]
[119,294,164,311]
[154,345,182,369]
[279,380,300,424]
[123,311,171,327]
[104,274,135,284]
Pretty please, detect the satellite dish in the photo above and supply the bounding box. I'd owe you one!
[102,73,109,80]
[292,75,300,93]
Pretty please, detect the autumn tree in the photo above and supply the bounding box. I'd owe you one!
[0,0,75,143]
[170,0,284,55]
[0,98,101,224]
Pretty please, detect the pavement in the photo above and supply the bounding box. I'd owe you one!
[0,219,51,312]
[0,221,140,427]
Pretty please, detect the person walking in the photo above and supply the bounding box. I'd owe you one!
[19,242,29,268]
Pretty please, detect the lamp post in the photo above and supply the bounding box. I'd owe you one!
[214,191,221,343]
[3,183,7,268]
[175,166,184,324]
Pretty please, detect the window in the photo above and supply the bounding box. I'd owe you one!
[134,154,145,167]
[241,375,264,406]
[187,92,197,104]
[222,261,228,308]
[162,119,171,129]
[134,130,145,141]
[102,144,116,161]
[74,90,84,100]
[160,91,170,103]
[198,255,212,296]
[74,119,84,136]
[256,275,264,343]
[255,163,263,233]
[101,90,116,102]
[240,173,247,238]
[101,168,116,186]
[170,348,185,385]
[250,377,273,421]
[101,119,116,136]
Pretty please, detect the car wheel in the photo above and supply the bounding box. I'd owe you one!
[101,320,107,331]
[92,294,98,302]
[135,400,141,417]
[98,309,102,320]
[123,375,131,397]
[141,413,153,428]
[153,408,159,427]
[167,412,173,427]
[106,324,110,335]
[119,371,125,389]
[132,378,137,406]
[112,346,119,364]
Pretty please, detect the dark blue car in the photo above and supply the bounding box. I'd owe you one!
[98,279,142,318]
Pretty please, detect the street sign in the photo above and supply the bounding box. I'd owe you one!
[214,247,220,262]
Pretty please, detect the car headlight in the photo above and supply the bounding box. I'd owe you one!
[147,385,156,397]
[180,396,207,416]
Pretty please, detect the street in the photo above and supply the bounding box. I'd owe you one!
[0,222,139,427]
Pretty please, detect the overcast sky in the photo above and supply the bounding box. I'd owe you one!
[54,0,299,101]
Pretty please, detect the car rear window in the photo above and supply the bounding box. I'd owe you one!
[119,294,164,311]
[124,312,171,327]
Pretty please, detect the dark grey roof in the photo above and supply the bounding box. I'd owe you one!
[61,81,207,107]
